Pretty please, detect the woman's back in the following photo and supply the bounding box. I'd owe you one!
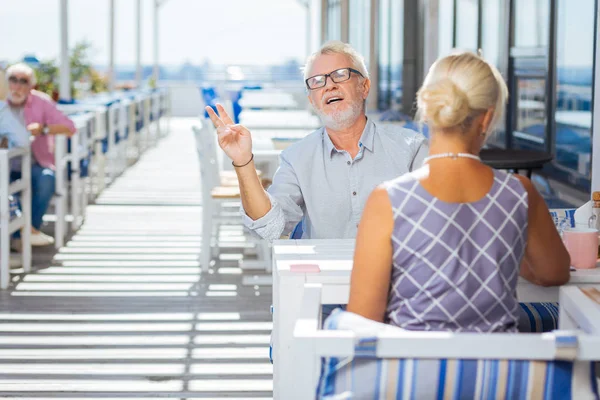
[384,167,528,332]
[346,51,569,330]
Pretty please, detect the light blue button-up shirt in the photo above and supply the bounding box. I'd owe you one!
[0,101,30,148]
[242,119,429,241]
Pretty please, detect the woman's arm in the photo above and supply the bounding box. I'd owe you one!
[347,186,395,322]
[515,175,571,286]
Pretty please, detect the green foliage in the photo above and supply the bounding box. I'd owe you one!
[35,59,59,99]
[33,40,107,99]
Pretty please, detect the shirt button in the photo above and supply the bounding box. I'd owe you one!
[352,191,357,196]
[347,161,351,165]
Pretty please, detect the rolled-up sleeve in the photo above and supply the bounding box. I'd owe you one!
[241,152,304,242]
[44,100,76,134]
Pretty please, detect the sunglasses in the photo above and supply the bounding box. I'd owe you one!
[8,76,30,85]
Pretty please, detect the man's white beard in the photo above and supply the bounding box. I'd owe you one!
[7,92,26,106]
[315,99,364,131]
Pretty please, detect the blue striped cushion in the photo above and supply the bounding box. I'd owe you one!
[318,311,599,400]
[518,302,559,333]
[318,356,599,399]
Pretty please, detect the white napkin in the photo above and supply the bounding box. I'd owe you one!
[574,200,593,228]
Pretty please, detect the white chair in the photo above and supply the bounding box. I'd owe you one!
[0,147,32,289]
[192,122,243,272]
[293,284,600,400]
[195,119,272,272]
[67,112,95,231]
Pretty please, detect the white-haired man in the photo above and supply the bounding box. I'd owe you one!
[6,63,76,246]
[207,41,428,241]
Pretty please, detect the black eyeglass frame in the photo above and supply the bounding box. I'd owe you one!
[305,67,364,90]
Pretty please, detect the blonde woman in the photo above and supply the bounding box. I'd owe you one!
[347,52,570,332]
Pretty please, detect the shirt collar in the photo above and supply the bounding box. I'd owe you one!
[323,118,375,158]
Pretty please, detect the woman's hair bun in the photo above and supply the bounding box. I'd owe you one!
[417,79,470,128]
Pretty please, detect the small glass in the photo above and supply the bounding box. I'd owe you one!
[553,216,571,238]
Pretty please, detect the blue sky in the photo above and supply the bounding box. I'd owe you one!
[0,0,309,66]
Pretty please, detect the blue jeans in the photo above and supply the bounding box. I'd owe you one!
[10,164,56,233]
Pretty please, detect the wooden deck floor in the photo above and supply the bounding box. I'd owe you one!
[0,118,273,399]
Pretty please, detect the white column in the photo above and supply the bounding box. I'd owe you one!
[367,0,378,112]
[340,0,349,42]
[320,0,328,43]
[59,0,71,102]
[306,3,312,58]
[108,0,116,92]
[591,2,600,196]
[136,0,142,86]
[153,0,160,82]
[422,0,439,77]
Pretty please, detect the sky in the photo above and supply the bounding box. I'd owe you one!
[0,0,309,66]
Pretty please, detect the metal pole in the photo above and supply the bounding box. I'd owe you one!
[153,0,160,82]
[59,0,71,102]
[108,0,116,92]
[136,0,142,86]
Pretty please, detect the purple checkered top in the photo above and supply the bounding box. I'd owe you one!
[384,169,528,332]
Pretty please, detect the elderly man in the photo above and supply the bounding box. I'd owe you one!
[6,63,76,247]
[207,41,428,241]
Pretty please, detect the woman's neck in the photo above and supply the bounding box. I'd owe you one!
[428,130,479,156]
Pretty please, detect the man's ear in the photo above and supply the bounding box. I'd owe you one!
[362,78,371,99]
[307,92,315,108]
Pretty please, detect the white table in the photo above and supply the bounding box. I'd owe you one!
[272,239,600,399]
[559,285,600,333]
[555,110,592,129]
[239,110,320,130]
[239,91,298,110]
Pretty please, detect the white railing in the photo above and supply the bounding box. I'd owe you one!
[0,147,32,289]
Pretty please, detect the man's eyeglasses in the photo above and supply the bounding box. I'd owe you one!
[8,76,29,85]
[305,67,364,90]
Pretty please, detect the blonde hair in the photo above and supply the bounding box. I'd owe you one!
[303,41,369,81]
[416,52,508,137]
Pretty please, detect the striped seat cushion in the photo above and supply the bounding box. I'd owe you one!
[318,311,599,400]
[518,302,559,333]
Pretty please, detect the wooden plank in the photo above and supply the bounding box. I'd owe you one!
[0,118,273,398]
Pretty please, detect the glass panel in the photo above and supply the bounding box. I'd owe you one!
[349,0,370,64]
[327,0,341,41]
[438,0,454,56]
[378,0,391,110]
[513,77,547,150]
[552,0,594,189]
[456,0,478,51]
[390,0,404,108]
[514,0,549,47]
